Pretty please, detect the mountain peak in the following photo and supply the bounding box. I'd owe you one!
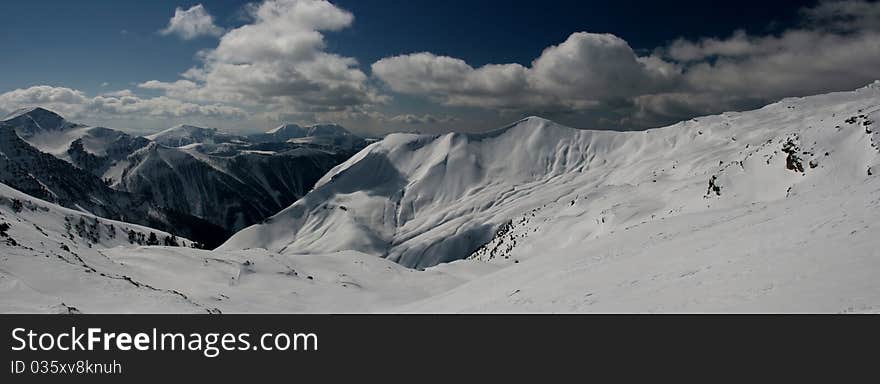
[521,115,551,122]
[252,123,356,144]
[156,124,215,134]
[3,106,59,120]
[3,106,65,121]
[1,106,81,137]
[304,123,351,137]
[146,124,244,147]
[266,123,304,135]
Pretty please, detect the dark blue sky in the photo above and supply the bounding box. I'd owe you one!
[330,0,814,65]
[0,0,815,94]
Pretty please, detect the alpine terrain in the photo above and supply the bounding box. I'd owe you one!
[2,83,879,313]
[1,108,366,245]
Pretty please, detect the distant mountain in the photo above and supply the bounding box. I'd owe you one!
[2,107,84,137]
[248,123,366,149]
[0,119,227,247]
[4,107,150,181]
[145,124,247,147]
[252,123,309,142]
[1,109,366,238]
[117,142,351,231]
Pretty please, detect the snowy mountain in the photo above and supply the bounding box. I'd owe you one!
[249,123,367,150]
[146,124,247,147]
[124,123,365,232]
[0,178,474,313]
[3,107,84,137]
[0,117,229,247]
[248,123,309,142]
[0,119,143,221]
[3,107,150,181]
[2,84,879,313]
[118,142,351,231]
[0,181,212,313]
[222,81,880,301]
[1,110,365,235]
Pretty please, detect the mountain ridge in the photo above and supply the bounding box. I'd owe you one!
[2,84,879,312]
[222,83,880,270]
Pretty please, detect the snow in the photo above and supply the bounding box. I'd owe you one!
[250,123,359,145]
[0,180,487,313]
[0,182,198,313]
[146,124,246,147]
[18,126,132,162]
[265,123,307,136]
[1,107,83,137]
[2,84,880,312]
[222,83,879,311]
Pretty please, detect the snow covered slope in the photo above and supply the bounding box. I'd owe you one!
[223,82,880,275]
[0,180,485,313]
[249,123,366,149]
[0,181,202,313]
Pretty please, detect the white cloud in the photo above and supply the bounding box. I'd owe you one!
[102,89,136,97]
[146,0,382,118]
[636,0,880,125]
[800,0,880,32]
[372,0,880,129]
[160,4,224,40]
[666,30,758,62]
[372,32,678,112]
[138,79,200,94]
[0,85,246,122]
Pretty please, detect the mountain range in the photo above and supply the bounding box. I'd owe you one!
[1,83,879,312]
[1,107,365,247]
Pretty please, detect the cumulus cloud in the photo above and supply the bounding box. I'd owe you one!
[160,4,224,40]
[373,0,880,129]
[373,33,678,113]
[0,85,246,122]
[145,0,382,120]
[801,0,880,32]
[636,0,880,125]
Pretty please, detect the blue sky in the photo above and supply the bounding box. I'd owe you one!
[1,0,878,135]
